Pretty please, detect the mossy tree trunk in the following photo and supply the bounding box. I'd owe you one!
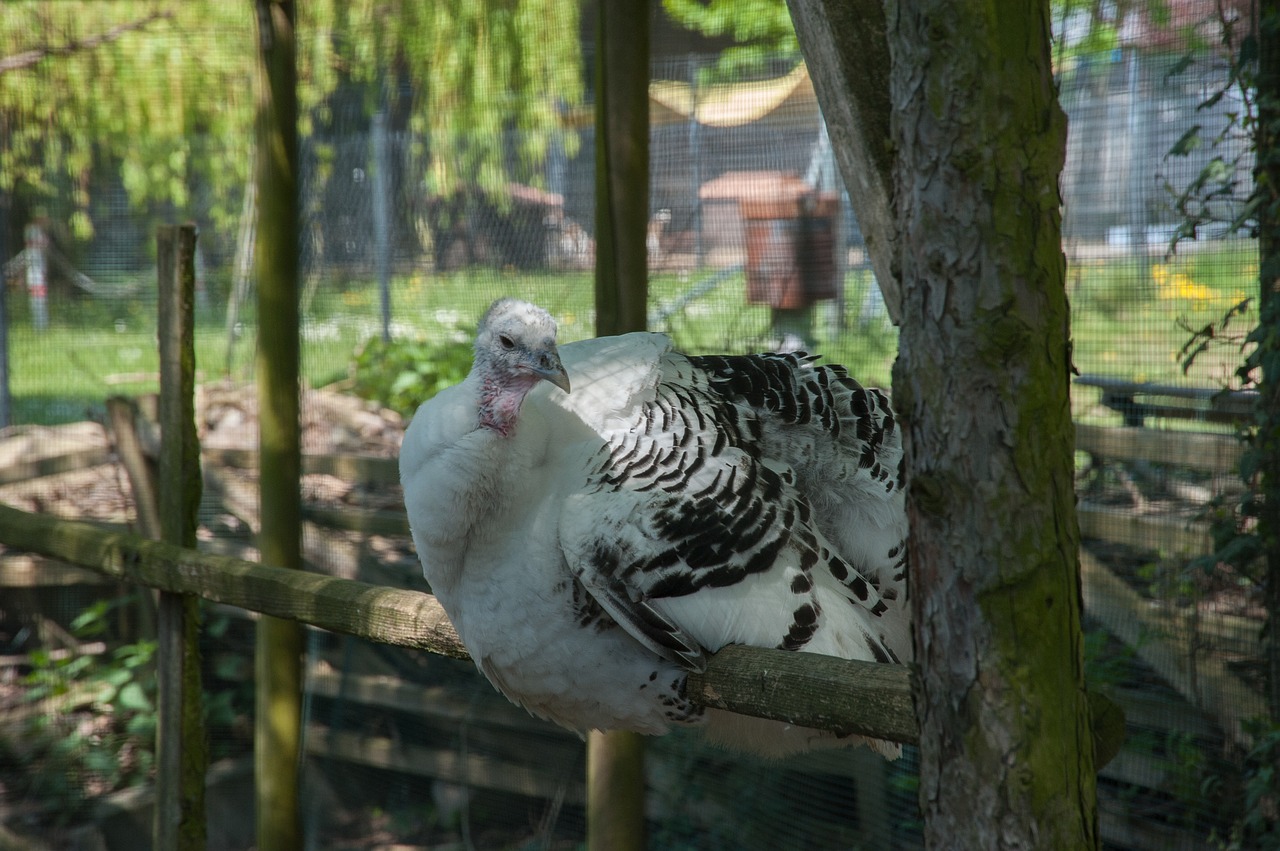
[886,1,1098,846]
[1254,0,1280,729]
[588,0,650,848]
[254,3,304,850]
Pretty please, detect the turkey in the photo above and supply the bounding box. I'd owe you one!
[399,298,909,758]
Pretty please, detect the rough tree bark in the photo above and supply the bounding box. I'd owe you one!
[886,1,1098,847]
[1255,0,1280,730]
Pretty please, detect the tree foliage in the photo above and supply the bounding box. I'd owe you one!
[306,0,582,196]
[0,1,581,239]
[0,2,255,238]
[663,0,799,79]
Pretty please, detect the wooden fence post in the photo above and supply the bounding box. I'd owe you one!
[254,2,304,850]
[153,223,208,849]
[590,0,650,847]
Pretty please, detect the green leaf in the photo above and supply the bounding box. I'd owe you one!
[1164,51,1195,80]
[1238,33,1259,67]
[126,712,157,738]
[103,667,132,688]
[390,370,425,396]
[1167,125,1203,157]
[117,681,153,713]
[70,599,114,637]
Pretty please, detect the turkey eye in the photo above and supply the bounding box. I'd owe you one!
[499,335,515,350]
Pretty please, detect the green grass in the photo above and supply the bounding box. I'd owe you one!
[1068,240,1259,423]
[5,241,1260,426]
[7,297,249,424]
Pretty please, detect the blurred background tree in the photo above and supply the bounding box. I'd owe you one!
[0,0,582,243]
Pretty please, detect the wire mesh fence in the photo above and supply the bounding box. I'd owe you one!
[0,2,1269,849]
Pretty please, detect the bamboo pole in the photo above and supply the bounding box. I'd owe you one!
[153,223,207,850]
[254,3,303,849]
[590,0,651,847]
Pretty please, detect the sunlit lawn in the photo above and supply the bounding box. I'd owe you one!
[1068,239,1258,424]
[7,300,255,425]
[5,238,1259,426]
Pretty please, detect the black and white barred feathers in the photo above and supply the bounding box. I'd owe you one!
[400,299,909,758]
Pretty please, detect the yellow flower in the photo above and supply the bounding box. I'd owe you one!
[1153,264,1214,302]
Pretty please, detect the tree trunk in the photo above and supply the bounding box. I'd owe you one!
[254,3,304,850]
[886,1,1098,847]
[785,0,899,322]
[1254,0,1280,729]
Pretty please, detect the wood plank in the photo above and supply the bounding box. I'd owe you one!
[301,504,409,536]
[153,222,206,850]
[0,502,1127,765]
[305,660,565,738]
[105,396,161,539]
[0,553,110,587]
[0,502,470,661]
[305,661,899,842]
[307,727,586,805]
[1076,375,1256,422]
[1108,687,1219,739]
[1078,503,1212,555]
[203,447,399,485]
[1075,423,1242,473]
[1194,610,1262,658]
[1097,794,1216,851]
[0,444,113,487]
[687,643,916,745]
[1080,549,1264,745]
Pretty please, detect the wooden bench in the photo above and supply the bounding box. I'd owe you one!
[1076,374,1256,427]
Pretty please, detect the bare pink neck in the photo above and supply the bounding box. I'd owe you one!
[477,370,539,437]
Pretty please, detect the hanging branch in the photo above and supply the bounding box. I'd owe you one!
[0,10,174,75]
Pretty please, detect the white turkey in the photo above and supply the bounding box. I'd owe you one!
[399,298,909,757]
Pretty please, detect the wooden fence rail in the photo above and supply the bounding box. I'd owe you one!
[0,501,1123,763]
[0,503,909,739]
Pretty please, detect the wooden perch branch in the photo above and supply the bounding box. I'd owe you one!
[0,10,174,75]
[686,644,916,743]
[0,502,1124,764]
[0,503,467,661]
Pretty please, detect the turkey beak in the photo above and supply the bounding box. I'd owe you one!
[534,352,571,394]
